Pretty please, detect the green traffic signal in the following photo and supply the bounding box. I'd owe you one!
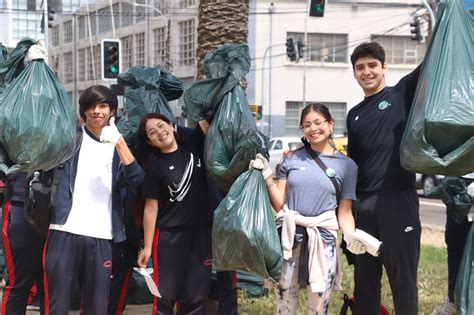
[110,65,118,73]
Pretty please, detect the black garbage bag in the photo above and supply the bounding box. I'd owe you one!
[429,177,472,224]
[455,225,474,315]
[0,39,76,175]
[212,169,282,282]
[184,44,268,191]
[116,66,181,145]
[400,0,474,176]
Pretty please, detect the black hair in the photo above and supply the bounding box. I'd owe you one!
[299,102,333,127]
[79,85,118,121]
[350,42,385,69]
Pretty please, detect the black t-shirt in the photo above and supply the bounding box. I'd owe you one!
[347,65,422,193]
[142,125,210,228]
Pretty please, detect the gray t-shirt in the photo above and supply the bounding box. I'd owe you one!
[277,148,358,218]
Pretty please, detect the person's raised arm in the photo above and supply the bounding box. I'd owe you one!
[100,117,135,165]
[137,198,159,268]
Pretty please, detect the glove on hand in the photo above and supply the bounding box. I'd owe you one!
[24,44,47,66]
[100,117,122,145]
[248,153,272,180]
[344,230,367,255]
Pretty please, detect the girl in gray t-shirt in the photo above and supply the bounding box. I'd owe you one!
[253,103,364,314]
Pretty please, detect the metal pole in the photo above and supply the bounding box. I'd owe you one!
[73,13,78,114]
[268,2,275,138]
[421,0,436,33]
[146,0,150,67]
[43,0,48,59]
[302,0,309,108]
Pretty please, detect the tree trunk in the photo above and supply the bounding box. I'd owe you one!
[196,0,249,80]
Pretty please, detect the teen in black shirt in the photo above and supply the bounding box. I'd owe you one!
[347,42,422,315]
[137,113,211,315]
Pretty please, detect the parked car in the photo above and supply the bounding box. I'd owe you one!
[268,137,302,175]
[416,173,444,196]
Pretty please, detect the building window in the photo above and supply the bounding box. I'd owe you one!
[154,0,165,14]
[178,19,195,66]
[51,55,59,76]
[113,3,121,29]
[121,35,134,70]
[287,32,348,63]
[77,48,85,81]
[88,11,97,36]
[180,0,196,9]
[285,102,347,136]
[371,35,426,64]
[153,27,166,66]
[78,15,86,39]
[135,33,145,65]
[63,52,73,84]
[98,7,112,34]
[122,2,133,27]
[86,47,95,81]
[52,25,59,47]
[136,0,146,23]
[64,21,73,43]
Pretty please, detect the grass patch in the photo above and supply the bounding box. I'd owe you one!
[239,245,447,315]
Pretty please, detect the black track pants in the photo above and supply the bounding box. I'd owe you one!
[44,230,112,315]
[152,226,212,315]
[354,189,421,315]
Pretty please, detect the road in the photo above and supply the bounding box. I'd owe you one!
[418,196,446,230]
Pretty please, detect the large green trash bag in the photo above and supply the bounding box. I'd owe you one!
[0,39,76,175]
[400,0,474,176]
[0,42,7,94]
[212,169,282,282]
[429,177,472,223]
[116,66,181,144]
[455,224,474,314]
[184,44,268,191]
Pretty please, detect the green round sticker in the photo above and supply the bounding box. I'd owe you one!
[378,100,391,110]
[326,168,336,178]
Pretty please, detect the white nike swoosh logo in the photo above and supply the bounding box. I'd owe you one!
[404,226,414,232]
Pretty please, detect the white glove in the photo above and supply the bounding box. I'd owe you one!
[100,117,122,145]
[24,44,47,66]
[249,153,273,180]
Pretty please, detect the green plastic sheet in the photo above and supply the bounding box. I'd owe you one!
[116,66,181,145]
[184,44,268,191]
[400,0,474,176]
[0,39,76,175]
[455,224,474,314]
[212,169,282,282]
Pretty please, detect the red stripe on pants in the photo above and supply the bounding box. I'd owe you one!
[42,230,52,315]
[152,229,160,315]
[115,268,133,315]
[1,200,15,315]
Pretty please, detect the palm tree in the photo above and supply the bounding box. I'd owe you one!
[196,0,249,80]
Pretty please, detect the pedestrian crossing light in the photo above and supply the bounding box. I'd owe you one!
[309,0,326,17]
[101,39,121,80]
[286,38,297,62]
[410,16,424,43]
[257,106,263,120]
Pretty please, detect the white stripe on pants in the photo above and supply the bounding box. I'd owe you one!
[275,238,337,315]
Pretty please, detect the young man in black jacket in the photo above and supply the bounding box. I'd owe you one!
[347,42,422,315]
[43,85,143,314]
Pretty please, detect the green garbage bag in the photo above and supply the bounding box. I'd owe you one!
[400,0,474,176]
[184,44,268,191]
[0,39,76,175]
[116,66,181,145]
[429,177,472,223]
[0,42,7,94]
[455,224,474,314]
[212,169,282,282]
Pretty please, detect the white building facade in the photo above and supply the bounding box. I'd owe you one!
[247,0,430,138]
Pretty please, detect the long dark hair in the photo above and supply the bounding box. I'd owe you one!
[132,112,181,225]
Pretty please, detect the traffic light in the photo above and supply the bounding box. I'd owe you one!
[257,106,263,120]
[101,39,121,80]
[47,8,55,28]
[286,38,297,62]
[309,0,326,17]
[296,40,305,61]
[181,105,187,118]
[410,16,424,43]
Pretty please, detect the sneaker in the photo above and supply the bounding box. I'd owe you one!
[431,298,456,315]
[26,299,40,311]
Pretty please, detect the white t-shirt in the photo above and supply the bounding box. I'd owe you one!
[50,127,115,239]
